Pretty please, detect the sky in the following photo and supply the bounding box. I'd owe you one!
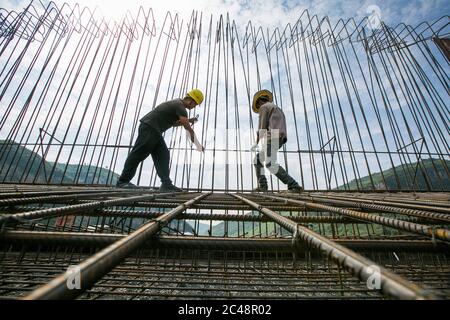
[0,0,448,191]
[2,0,449,28]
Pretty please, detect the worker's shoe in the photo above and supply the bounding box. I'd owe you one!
[159,183,183,193]
[288,184,304,193]
[116,181,138,189]
[253,186,268,192]
[253,176,268,192]
[274,167,303,192]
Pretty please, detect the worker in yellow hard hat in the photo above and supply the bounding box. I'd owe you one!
[116,89,205,191]
[251,89,303,192]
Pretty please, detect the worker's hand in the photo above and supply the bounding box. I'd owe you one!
[196,144,205,152]
[189,115,199,124]
[250,143,259,152]
[194,140,204,152]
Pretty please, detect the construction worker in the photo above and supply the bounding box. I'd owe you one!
[116,89,205,191]
[251,89,303,192]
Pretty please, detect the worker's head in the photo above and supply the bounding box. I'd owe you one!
[252,89,273,113]
[183,89,204,109]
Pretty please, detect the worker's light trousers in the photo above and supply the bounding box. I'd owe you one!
[254,137,297,188]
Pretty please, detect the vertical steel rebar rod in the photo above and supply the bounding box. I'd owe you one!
[0,2,449,192]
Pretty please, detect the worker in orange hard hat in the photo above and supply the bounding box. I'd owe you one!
[251,89,303,192]
[116,89,205,192]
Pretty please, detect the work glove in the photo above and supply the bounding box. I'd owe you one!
[189,115,199,125]
[250,143,259,152]
[194,140,205,152]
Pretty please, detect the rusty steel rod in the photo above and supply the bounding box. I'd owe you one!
[1,231,447,252]
[3,206,446,225]
[22,192,210,300]
[295,193,450,222]
[2,207,359,223]
[256,194,450,242]
[231,193,437,300]
[0,191,190,226]
[0,188,120,199]
[321,193,450,208]
[0,189,159,206]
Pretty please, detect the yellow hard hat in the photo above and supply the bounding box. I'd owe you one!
[252,89,273,113]
[187,89,204,105]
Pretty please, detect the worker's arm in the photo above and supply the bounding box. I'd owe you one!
[256,106,269,144]
[179,116,204,151]
[174,117,198,127]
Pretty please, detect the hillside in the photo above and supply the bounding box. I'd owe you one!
[211,213,291,237]
[0,140,119,184]
[337,158,450,191]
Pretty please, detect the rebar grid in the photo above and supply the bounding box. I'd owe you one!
[0,248,448,300]
[0,0,449,300]
[0,184,448,300]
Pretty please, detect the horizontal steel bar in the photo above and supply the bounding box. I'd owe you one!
[147,148,450,157]
[4,142,448,157]
[1,231,447,252]
[0,206,372,223]
[320,193,450,208]
[257,194,450,242]
[0,192,194,225]
[298,194,450,221]
[2,183,449,193]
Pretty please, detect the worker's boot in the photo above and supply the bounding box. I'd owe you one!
[253,176,268,192]
[159,183,183,193]
[274,167,303,193]
[254,158,269,192]
[287,185,304,193]
[116,181,139,189]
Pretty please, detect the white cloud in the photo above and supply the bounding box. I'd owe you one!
[3,0,447,24]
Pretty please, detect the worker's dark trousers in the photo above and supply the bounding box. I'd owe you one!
[118,123,171,185]
[254,138,297,188]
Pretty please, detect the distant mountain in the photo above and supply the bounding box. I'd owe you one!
[183,220,211,235]
[0,140,119,184]
[336,158,450,191]
[166,219,198,235]
[197,222,211,235]
[212,212,291,237]
[52,162,119,185]
[2,141,447,191]
[127,215,201,235]
[69,214,198,235]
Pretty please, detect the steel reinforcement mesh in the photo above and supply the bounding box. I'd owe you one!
[0,184,448,300]
[0,1,449,301]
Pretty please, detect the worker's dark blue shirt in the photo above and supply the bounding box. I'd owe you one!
[140,99,188,133]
